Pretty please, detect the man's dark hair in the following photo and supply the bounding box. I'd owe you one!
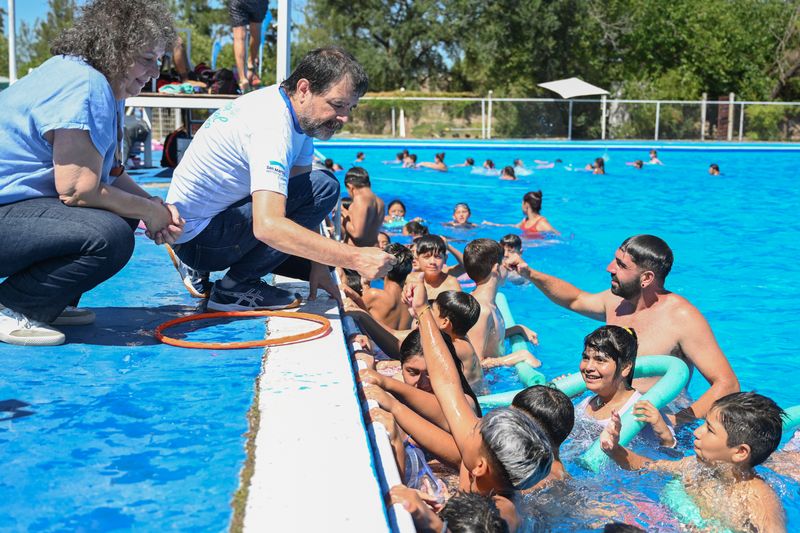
[384,243,414,284]
[439,491,508,533]
[281,46,368,97]
[618,234,674,282]
[416,234,446,257]
[583,325,638,387]
[344,166,370,188]
[499,234,522,252]
[435,291,480,337]
[404,221,429,237]
[512,385,575,450]
[464,238,503,283]
[713,392,784,467]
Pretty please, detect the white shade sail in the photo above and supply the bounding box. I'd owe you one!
[538,77,608,99]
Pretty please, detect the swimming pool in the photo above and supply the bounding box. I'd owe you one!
[319,139,800,530]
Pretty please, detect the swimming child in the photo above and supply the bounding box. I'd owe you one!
[403,154,418,168]
[362,243,414,329]
[500,166,517,181]
[341,167,385,246]
[462,239,541,369]
[403,220,429,239]
[709,163,720,175]
[376,231,391,249]
[355,151,365,162]
[647,149,662,165]
[625,160,644,169]
[444,203,477,228]
[572,325,675,447]
[586,157,605,174]
[601,391,786,532]
[499,234,526,285]
[415,235,462,299]
[484,191,559,236]
[483,159,495,170]
[451,157,475,168]
[418,152,448,172]
[384,199,410,230]
[324,158,344,171]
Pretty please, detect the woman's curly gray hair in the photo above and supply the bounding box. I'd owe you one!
[51,0,176,86]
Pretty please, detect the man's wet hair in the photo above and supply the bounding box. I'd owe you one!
[435,291,480,337]
[499,234,522,252]
[439,491,508,533]
[384,243,414,284]
[512,385,575,451]
[404,220,428,237]
[618,234,674,282]
[399,329,480,415]
[342,268,362,296]
[344,166,370,188]
[480,408,553,491]
[712,392,784,466]
[584,325,638,387]
[416,234,446,257]
[281,46,368,97]
[464,238,504,283]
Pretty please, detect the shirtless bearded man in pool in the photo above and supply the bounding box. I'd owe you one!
[505,234,739,425]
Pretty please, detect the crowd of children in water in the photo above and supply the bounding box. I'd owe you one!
[327,150,795,532]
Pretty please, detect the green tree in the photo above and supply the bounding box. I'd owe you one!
[17,0,77,74]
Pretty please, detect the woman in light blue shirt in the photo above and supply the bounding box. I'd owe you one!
[0,0,183,346]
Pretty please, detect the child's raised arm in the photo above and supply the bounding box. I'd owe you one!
[404,273,479,452]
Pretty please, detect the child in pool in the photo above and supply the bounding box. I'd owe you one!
[376,231,391,249]
[362,243,415,330]
[500,165,517,180]
[572,325,675,448]
[385,199,408,226]
[484,191,559,236]
[462,239,541,370]
[586,157,605,174]
[499,234,527,285]
[443,202,477,229]
[415,235,462,299]
[601,391,786,532]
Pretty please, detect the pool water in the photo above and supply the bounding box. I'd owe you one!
[320,141,800,530]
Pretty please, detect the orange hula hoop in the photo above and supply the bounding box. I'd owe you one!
[154,310,332,350]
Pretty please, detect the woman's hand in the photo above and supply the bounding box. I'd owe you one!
[600,410,622,453]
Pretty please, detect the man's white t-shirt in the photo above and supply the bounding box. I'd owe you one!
[167,84,314,244]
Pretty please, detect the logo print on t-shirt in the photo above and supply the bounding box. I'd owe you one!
[265,160,286,176]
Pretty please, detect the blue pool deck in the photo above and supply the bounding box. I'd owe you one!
[0,167,403,531]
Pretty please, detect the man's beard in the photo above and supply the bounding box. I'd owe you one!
[610,276,640,300]
[299,116,342,140]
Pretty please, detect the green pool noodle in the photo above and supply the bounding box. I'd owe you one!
[494,292,546,387]
[783,404,800,435]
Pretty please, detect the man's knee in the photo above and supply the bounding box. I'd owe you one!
[311,168,341,213]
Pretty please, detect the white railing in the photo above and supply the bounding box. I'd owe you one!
[352,92,800,142]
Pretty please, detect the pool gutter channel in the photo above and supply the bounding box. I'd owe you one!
[240,275,408,532]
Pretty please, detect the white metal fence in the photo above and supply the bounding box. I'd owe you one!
[344,93,800,142]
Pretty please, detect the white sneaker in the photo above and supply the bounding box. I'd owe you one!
[0,305,66,346]
[50,306,96,326]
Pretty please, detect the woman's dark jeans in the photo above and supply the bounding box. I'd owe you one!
[0,197,136,322]
[173,169,339,283]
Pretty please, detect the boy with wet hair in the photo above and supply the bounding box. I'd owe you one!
[433,291,484,390]
[402,220,429,239]
[362,243,414,329]
[463,238,541,369]
[341,166,384,247]
[499,234,522,256]
[601,391,786,532]
[415,234,461,300]
[512,385,574,487]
